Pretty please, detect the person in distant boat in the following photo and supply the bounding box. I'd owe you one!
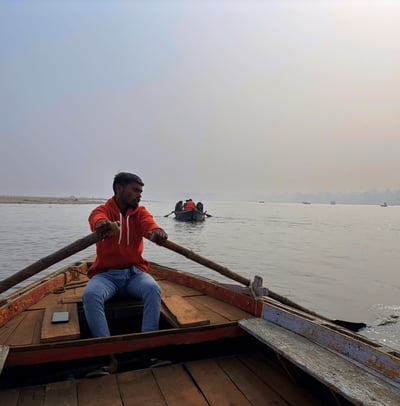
[196,201,204,212]
[82,172,168,339]
[174,200,183,212]
[184,199,196,211]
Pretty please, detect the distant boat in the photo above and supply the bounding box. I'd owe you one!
[175,209,205,222]
[258,201,265,203]
[380,202,388,207]
[330,201,336,205]
[302,201,311,205]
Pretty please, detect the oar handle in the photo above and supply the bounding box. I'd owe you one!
[162,240,251,286]
[0,231,103,295]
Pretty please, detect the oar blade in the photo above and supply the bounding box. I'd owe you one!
[332,320,367,332]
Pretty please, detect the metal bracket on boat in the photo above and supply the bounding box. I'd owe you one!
[70,266,80,281]
[250,275,268,299]
[61,271,68,285]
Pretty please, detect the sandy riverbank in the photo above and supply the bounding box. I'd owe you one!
[0,195,105,205]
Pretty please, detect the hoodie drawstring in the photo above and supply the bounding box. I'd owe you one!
[117,212,123,244]
[126,215,130,245]
[117,213,130,245]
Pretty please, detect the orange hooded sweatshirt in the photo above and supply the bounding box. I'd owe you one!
[87,197,161,278]
[184,200,196,210]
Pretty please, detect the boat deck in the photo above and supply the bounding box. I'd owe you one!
[1,352,322,406]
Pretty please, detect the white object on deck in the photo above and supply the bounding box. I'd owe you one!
[0,345,9,374]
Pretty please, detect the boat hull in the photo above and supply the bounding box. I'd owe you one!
[174,209,205,222]
[1,258,400,404]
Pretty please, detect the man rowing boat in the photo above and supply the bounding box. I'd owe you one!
[82,172,168,338]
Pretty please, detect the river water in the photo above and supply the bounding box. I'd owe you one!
[1,201,399,350]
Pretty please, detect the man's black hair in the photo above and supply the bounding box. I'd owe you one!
[113,172,144,193]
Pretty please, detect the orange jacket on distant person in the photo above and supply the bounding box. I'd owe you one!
[184,200,196,210]
[87,197,160,278]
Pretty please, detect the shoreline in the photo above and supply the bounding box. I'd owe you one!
[0,195,105,205]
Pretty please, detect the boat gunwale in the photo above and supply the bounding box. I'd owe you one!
[259,301,400,385]
[0,262,90,328]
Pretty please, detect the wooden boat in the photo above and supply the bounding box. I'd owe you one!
[174,209,205,222]
[1,244,400,404]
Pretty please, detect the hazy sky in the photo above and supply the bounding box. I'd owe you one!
[1,0,400,201]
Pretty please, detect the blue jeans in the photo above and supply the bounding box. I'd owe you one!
[82,266,161,337]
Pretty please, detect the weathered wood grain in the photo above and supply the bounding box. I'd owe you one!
[44,380,78,406]
[239,353,322,405]
[41,303,80,343]
[153,364,208,406]
[217,356,287,405]
[162,295,209,327]
[117,369,167,406]
[6,310,44,345]
[185,359,252,406]
[0,387,19,406]
[185,296,230,323]
[240,318,400,405]
[158,279,202,297]
[77,374,122,406]
[190,295,252,321]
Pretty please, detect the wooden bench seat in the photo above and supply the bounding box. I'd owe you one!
[162,295,210,327]
[41,303,80,343]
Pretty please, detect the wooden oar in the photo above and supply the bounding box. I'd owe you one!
[163,240,249,286]
[161,240,366,332]
[0,223,119,295]
[164,211,175,217]
[204,211,212,217]
[0,232,101,295]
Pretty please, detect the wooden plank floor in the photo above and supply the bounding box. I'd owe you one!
[0,353,322,406]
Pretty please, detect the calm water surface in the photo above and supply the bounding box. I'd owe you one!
[1,201,399,349]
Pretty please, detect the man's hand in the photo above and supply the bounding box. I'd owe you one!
[95,220,120,238]
[148,228,168,245]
